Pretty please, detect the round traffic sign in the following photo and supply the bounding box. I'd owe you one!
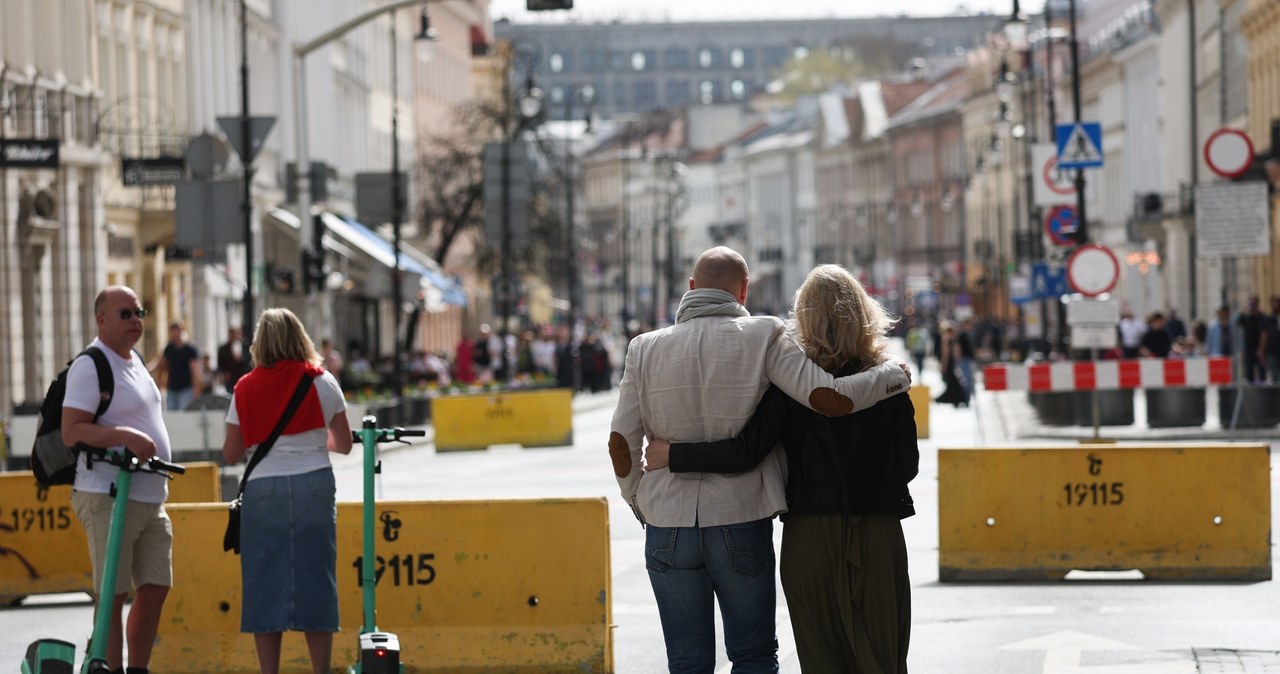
[1204,128,1254,179]
[1041,154,1076,196]
[1045,205,1078,247]
[1066,244,1119,297]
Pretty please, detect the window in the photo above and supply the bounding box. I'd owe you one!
[698,48,720,69]
[665,80,690,104]
[794,45,810,60]
[731,80,746,100]
[550,52,565,73]
[632,80,657,105]
[664,47,690,70]
[611,51,626,71]
[730,48,748,69]
[613,81,627,107]
[631,51,647,71]
[763,46,788,68]
[699,80,718,103]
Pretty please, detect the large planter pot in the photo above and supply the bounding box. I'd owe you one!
[1145,388,1207,428]
[1030,391,1077,427]
[1073,389,1135,427]
[1218,386,1280,429]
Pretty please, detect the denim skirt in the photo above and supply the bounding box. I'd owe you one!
[239,467,340,633]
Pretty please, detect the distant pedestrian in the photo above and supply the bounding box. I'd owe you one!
[1263,296,1280,384]
[217,326,250,391]
[1119,312,1144,359]
[904,318,930,374]
[1139,312,1172,358]
[1237,296,1267,383]
[1207,304,1234,357]
[1164,309,1187,343]
[149,320,202,411]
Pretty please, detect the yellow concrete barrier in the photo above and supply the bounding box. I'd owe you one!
[908,385,930,439]
[938,443,1271,581]
[156,497,612,673]
[0,462,222,604]
[432,388,574,451]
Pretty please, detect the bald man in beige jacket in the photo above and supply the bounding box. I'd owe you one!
[609,246,909,672]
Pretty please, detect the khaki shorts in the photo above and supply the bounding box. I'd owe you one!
[71,491,173,595]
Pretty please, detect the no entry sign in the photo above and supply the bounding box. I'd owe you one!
[1067,244,1120,297]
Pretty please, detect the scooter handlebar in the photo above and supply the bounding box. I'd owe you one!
[77,446,185,475]
[350,427,427,444]
[146,457,186,475]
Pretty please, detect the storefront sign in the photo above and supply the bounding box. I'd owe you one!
[0,139,59,168]
[122,156,186,185]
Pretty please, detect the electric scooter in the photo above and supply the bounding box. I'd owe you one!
[21,447,185,674]
[349,416,424,674]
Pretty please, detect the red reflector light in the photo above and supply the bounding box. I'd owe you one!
[376,649,386,657]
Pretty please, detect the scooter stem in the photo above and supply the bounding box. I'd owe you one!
[84,456,134,672]
[360,416,378,633]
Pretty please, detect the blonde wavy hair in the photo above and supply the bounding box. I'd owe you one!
[249,308,321,368]
[789,264,897,374]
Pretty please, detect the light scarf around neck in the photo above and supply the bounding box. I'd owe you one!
[675,288,750,324]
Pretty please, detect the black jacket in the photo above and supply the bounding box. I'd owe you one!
[670,384,918,519]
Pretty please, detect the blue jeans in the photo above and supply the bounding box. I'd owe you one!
[645,518,779,673]
[166,387,194,411]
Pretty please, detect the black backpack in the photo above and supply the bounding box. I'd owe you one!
[30,347,114,487]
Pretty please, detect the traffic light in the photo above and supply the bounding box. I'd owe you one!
[301,249,326,294]
[527,0,572,10]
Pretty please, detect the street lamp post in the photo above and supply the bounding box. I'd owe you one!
[563,85,593,391]
[498,44,543,383]
[387,10,439,401]
[291,0,433,339]
[1066,0,1089,246]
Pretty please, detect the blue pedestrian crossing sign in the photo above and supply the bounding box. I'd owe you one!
[1030,262,1069,300]
[1056,122,1103,169]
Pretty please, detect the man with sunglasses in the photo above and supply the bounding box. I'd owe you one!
[62,285,175,674]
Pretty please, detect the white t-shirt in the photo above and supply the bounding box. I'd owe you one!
[226,370,347,480]
[64,339,172,504]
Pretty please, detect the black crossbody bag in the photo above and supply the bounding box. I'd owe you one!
[223,374,316,554]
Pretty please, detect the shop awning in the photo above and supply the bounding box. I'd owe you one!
[320,212,467,308]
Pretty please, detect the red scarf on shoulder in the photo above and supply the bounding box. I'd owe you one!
[233,360,328,447]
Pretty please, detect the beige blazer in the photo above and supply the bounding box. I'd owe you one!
[609,313,908,527]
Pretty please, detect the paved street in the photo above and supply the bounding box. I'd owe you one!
[4,355,1280,672]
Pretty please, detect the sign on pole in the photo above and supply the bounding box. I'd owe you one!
[217,115,277,164]
[1203,128,1254,179]
[1045,204,1079,247]
[1066,244,1120,297]
[1195,181,1270,258]
[1032,143,1076,206]
[1056,122,1103,169]
[1030,262,1068,300]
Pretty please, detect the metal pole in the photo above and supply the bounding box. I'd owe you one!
[239,0,255,342]
[620,128,631,332]
[291,0,432,339]
[390,12,404,399]
[564,89,581,391]
[1068,0,1088,246]
[500,70,513,384]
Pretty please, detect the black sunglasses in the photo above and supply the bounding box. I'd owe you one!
[117,309,148,320]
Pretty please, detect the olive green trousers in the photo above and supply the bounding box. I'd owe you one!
[780,515,911,673]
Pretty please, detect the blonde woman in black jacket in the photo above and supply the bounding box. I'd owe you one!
[647,264,918,673]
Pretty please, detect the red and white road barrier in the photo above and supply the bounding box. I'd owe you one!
[982,357,1233,392]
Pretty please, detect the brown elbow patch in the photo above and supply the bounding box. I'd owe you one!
[609,432,633,478]
[809,387,854,416]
